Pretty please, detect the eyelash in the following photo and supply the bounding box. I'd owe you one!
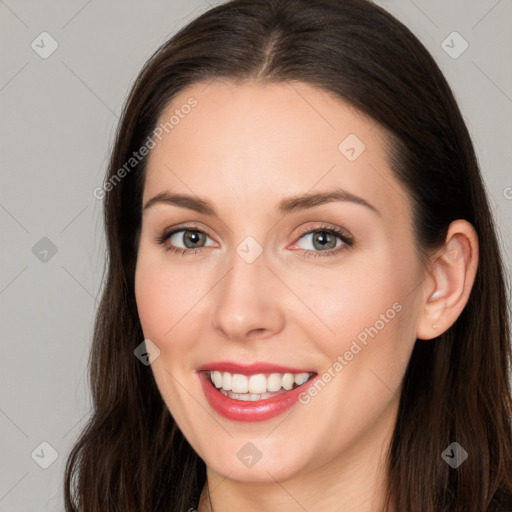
[295,224,354,258]
[155,223,354,259]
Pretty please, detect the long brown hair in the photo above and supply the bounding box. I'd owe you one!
[64,0,512,510]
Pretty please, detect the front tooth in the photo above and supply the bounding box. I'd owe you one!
[231,374,249,393]
[282,373,294,390]
[267,373,283,392]
[294,372,309,386]
[248,374,267,394]
[222,372,232,391]
[212,371,223,388]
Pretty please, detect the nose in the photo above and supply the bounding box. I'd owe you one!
[211,246,286,342]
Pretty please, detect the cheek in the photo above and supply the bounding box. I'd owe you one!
[135,250,178,344]
[134,248,212,357]
[135,258,167,341]
[134,251,207,427]
[295,254,410,340]
[294,246,421,386]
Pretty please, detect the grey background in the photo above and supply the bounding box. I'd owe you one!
[0,0,510,510]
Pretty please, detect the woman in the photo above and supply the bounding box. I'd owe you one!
[64,0,512,510]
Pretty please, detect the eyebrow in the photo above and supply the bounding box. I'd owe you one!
[142,188,381,217]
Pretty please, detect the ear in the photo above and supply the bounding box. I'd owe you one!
[416,219,479,341]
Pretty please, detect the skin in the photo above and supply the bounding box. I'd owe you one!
[134,80,478,512]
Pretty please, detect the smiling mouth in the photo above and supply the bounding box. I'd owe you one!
[205,370,316,402]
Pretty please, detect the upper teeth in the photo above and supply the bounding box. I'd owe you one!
[209,371,313,394]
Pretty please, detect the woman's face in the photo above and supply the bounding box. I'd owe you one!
[135,80,428,485]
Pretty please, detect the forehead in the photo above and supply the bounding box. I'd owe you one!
[143,80,410,222]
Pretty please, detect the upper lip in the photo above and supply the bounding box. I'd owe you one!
[196,361,317,375]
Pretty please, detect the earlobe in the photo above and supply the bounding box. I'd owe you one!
[416,220,479,341]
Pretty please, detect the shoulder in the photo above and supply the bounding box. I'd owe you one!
[487,488,512,512]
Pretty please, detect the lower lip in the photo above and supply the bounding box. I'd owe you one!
[198,371,318,422]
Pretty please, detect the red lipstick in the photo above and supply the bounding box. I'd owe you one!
[196,362,318,422]
[196,361,316,375]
